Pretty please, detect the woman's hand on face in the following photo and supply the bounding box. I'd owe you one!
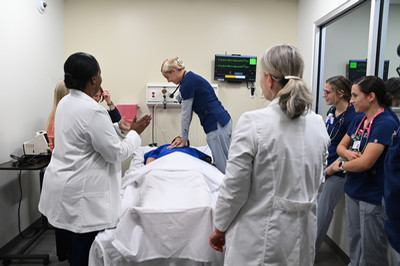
[130,115,152,134]
[118,117,130,131]
[102,89,111,104]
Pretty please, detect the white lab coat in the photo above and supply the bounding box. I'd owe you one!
[39,89,141,233]
[214,98,330,266]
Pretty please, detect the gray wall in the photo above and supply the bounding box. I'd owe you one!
[0,0,64,247]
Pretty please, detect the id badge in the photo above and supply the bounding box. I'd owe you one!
[326,114,334,124]
[352,140,361,151]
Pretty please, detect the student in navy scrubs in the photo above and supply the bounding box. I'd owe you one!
[329,76,398,266]
[315,75,362,252]
[161,57,232,173]
[384,126,400,256]
[384,76,400,262]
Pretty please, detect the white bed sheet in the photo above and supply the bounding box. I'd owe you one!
[89,152,224,266]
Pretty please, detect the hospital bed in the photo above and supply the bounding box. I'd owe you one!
[88,146,225,266]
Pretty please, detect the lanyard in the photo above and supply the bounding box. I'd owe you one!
[354,108,384,139]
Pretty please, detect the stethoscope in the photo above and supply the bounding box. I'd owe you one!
[325,105,349,140]
[169,71,186,100]
[350,108,384,153]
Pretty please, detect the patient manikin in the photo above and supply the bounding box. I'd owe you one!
[89,148,224,266]
[144,138,212,165]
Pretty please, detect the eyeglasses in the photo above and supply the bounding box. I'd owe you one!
[323,90,333,95]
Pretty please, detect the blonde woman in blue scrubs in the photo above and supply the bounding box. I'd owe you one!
[161,57,232,173]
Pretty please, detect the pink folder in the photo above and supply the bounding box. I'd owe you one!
[117,104,138,123]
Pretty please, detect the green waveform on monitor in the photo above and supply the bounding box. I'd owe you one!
[216,58,257,65]
[217,64,250,69]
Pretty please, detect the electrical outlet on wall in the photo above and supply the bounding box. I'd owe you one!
[150,90,157,100]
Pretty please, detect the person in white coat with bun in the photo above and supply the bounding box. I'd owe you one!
[39,52,151,266]
[209,44,330,265]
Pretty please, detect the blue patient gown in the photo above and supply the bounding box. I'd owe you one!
[144,144,211,164]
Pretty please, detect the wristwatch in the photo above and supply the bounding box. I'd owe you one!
[338,161,346,172]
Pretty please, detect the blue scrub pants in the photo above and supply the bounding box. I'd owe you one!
[345,195,388,266]
[315,174,346,252]
[206,119,232,174]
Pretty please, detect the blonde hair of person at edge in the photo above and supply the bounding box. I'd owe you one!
[46,80,69,152]
[209,44,330,265]
[160,57,232,174]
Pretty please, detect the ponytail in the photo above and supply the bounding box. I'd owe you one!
[278,78,313,119]
[260,44,313,119]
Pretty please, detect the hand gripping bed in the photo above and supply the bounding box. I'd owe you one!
[88,151,225,266]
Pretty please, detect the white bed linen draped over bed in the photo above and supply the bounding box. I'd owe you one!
[89,152,225,266]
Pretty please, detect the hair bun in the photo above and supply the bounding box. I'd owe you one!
[64,73,78,89]
[176,58,185,67]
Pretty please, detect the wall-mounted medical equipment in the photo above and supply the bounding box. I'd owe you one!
[147,83,218,108]
[214,54,257,83]
[23,130,50,155]
[348,59,389,83]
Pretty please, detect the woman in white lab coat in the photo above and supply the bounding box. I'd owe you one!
[39,52,151,266]
[209,44,330,265]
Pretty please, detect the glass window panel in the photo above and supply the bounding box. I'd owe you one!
[381,0,400,115]
[317,1,370,118]
[382,1,400,79]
